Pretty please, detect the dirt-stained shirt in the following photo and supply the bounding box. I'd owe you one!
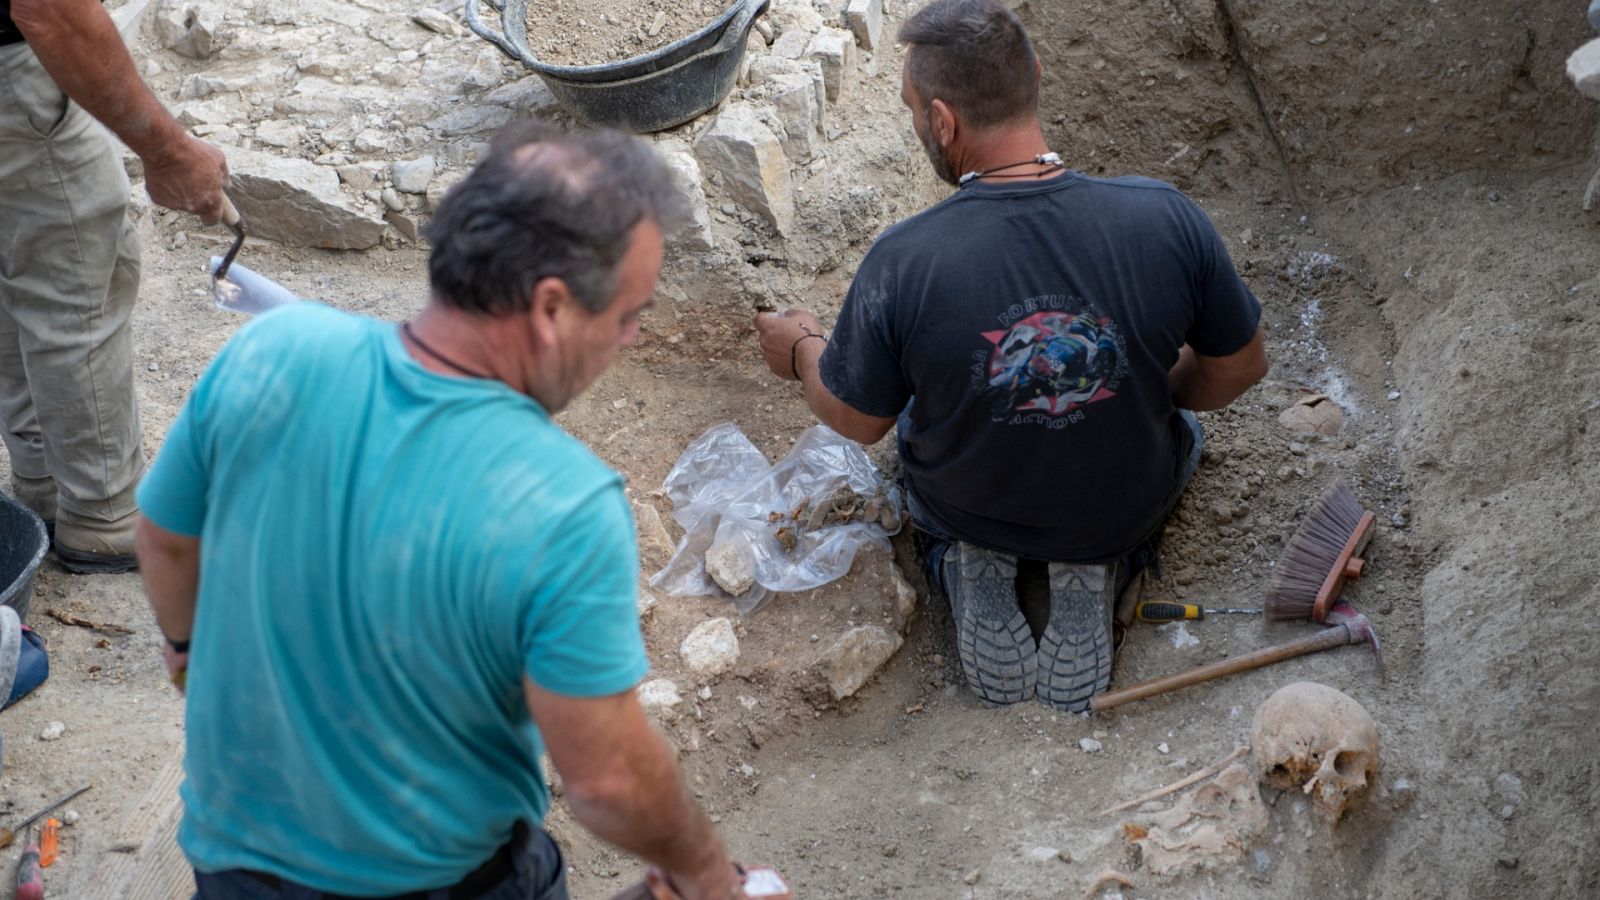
[819,172,1261,562]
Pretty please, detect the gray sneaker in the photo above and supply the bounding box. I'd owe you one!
[1036,562,1118,712]
[943,542,1035,706]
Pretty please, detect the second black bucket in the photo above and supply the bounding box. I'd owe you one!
[0,492,48,623]
[465,0,771,133]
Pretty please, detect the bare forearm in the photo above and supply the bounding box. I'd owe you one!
[135,518,200,642]
[14,0,186,161]
[795,343,894,445]
[1170,345,1257,412]
[565,728,730,888]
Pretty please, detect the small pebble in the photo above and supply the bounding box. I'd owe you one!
[1079,737,1103,753]
[697,686,712,700]
[963,868,982,885]
[39,721,65,741]
[1287,441,1308,456]
[63,809,80,826]
[1387,390,1401,401]
[1157,742,1170,754]
[881,843,898,858]
[1028,846,1063,863]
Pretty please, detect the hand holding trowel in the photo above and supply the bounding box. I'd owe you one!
[208,194,300,316]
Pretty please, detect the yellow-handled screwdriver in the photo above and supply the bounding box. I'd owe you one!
[1135,601,1263,624]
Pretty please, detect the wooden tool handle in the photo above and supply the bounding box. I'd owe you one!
[1090,624,1354,712]
[220,194,241,228]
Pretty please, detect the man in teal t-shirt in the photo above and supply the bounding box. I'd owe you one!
[136,124,746,900]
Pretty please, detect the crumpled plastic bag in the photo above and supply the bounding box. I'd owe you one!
[650,422,902,614]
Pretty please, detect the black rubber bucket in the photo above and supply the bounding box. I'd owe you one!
[0,492,48,623]
[465,0,771,133]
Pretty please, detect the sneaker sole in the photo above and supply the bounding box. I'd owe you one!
[948,544,1036,706]
[1037,562,1116,713]
[55,545,138,575]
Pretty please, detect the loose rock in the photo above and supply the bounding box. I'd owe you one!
[817,625,903,700]
[391,157,437,195]
[694,103,796,236]
[807,29,857,103]
[658,149,716,253]
[411,8,458,35]
[1079,737,1103,753]
[844,0,884,51]
[637,678,683,713]
[681,618,740,676]
[705,537,757,596]
[39,721,65,741]
[767,71,824,164]
[222,145,387,250]
[154,0,230,59]
[1568,38,1600,101]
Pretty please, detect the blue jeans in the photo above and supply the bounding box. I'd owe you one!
[914,410,1205,594]
[193,824,568,900]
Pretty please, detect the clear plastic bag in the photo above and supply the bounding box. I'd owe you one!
[650,423,902,614]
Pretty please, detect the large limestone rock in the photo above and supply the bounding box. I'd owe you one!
[694,103,796,237]
[807,28,857,103]
[152,0,231,59]
[681,618,741,677]
[817,625,903,700]
[767,72,823,164]
[658,148,716,253]
[221,146,386,250]
[844,0,883,51]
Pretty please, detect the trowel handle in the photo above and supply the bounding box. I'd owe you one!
[220,194,241,228]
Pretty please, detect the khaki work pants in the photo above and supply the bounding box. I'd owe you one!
[0,41,143,522]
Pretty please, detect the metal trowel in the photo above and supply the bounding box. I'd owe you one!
[208,196,300,315]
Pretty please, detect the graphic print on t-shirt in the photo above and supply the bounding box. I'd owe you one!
[972,294,1129,428]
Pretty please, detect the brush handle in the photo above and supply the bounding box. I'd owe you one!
[1090,624,1355,712]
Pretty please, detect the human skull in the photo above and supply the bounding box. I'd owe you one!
[1250,682,1380,824]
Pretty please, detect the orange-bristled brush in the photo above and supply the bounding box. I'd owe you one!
[1264,478,1375,623]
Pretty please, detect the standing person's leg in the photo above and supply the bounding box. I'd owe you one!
[0,302,55,529]
[0,43,144,573]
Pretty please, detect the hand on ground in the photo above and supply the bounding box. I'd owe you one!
[143,135,230,224]
[755,309,825,381]
[162,641,189,696]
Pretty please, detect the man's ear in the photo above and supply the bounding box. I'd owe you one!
[528,276,575,347]
[929,98,957,147]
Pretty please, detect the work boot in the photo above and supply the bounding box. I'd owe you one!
[943,542,1036,706]
[1036,562,1119,713]
[10,474,56,538]
[54,509,138,575]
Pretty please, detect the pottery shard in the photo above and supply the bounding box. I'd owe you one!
[681,618,740,676]
[221,145,386,250]
[694,103,796,237]
[818,625,903,700]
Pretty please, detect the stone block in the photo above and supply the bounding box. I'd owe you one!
[767,72,822,163]
[659,150,716,253]
[485,76,564,119]
[681,618,740,677]
[153,0,230,59]
[844,0,883,51]
[807,28,856,103]
[817,625,902,700]
[221,145,386,250]
[412,8,457,35]
[771,28,810,60]
[694,103,796,236]
[391,156,437,194]
[253,120,306,150]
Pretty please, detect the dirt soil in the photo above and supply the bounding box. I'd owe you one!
[1,0,1597,898]
[526,0,735,66]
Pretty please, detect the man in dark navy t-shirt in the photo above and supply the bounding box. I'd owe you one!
[755,0,1267,713]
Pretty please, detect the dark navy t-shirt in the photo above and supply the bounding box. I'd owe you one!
[819,171,1261,563]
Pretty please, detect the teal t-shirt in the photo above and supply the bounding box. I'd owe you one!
[138,303,649,894]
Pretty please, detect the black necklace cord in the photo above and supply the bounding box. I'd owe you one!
[958,152,1065,187]
[402,321,493,380]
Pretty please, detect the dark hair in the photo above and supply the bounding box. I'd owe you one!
[423,121,676,315]
[897,0,1039,129]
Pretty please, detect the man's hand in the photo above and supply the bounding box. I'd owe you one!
[162,640,190,695]
[528,681,740,898]
[755,310,824,381]
[143,135,230,224]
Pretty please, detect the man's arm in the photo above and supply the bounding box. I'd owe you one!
[526,681,742,900]
[135,515,200,690]
[13,0,228,221]
[755,310,896,445]
[1169,325,1268,412]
